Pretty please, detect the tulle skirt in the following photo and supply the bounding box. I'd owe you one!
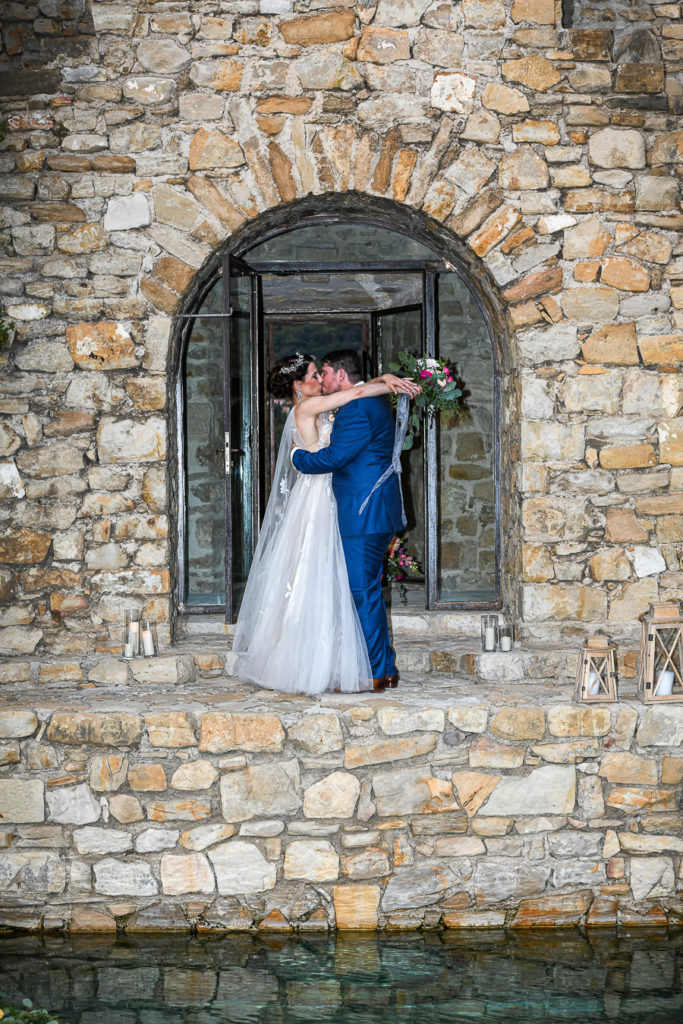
[233,472,372,695]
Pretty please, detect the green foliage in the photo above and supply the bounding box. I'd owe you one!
[0,992,71,1024]
[389,350,463,450]
[52,124,68,143]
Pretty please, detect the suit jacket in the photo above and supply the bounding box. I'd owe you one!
[292,395,403,538]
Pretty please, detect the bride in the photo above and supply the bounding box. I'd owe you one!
[232,351,418,695]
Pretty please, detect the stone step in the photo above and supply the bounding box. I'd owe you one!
[177,609,487,641]
[1,638,582,693]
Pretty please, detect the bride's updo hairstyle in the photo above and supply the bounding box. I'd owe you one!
[269,351,315,399]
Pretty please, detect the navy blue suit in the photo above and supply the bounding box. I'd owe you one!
[292,395,403,679]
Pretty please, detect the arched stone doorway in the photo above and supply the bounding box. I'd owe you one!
[172,195,505,623]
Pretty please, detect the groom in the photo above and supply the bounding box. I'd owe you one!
[292,349,404,693]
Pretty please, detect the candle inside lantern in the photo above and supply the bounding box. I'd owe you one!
[484,626,495,650]
[587,669,600,695]
[141,626,155,657]
[127,621,139,656]
[124,642,134,659]
[657,670,674,696]
[500,634,512,652]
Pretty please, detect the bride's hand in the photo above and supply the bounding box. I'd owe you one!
[380,373,421,396]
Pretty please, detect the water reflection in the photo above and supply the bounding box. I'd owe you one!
[0,931,681,1023]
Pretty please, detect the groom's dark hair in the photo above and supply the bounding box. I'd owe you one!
[323,349,362,383]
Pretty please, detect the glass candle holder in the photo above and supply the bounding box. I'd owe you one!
[140,620,158,658]
[123,607,141,658]
[497,622,513,652]
[481,615,498,652]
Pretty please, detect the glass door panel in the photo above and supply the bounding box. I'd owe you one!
[183,278,226,608]
[224,256,260,621]
[435,273,498,606]
[373,304,425,600]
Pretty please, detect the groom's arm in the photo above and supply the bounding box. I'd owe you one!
[293,405,369,475]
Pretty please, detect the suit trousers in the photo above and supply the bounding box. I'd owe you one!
[340,531,395,680]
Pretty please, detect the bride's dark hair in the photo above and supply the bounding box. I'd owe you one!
[269,351,315,399]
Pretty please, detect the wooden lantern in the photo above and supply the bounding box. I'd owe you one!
[636,602,683,704]
[575,635,618,703]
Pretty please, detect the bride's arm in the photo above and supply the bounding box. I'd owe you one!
[296,375,418,421]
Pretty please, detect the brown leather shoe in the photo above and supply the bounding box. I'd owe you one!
[372,677,386,692]
[385,672,399,689]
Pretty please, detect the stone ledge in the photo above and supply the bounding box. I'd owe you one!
[0,683,681,933]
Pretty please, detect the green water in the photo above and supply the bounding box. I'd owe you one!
[0,930,681,1023]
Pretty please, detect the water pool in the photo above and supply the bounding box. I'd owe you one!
[0,930,681,1023]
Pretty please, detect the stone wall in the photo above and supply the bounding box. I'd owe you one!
[0,693,682,931]
[0,0,681,654]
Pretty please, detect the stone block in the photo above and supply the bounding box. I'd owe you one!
[482,83,529,115]
[431,71,476,113]
[581,324,638,366]
[284,840,339,882]
[220,761,301,823]
[136,828,180,853]
[447,707,488,733]
[97,417,167,463]
[46,784,100,826]
[342,847,391,879]
[511,890,592,928]
[73,827,132,855]
[128,764,167,791]
[474,858,550,904]
[588,128,646,169]
[658,419,683,466]
[344,734,437,769]
[383,862,465,912]
[604,508,649,543]
[636,707,683,747]
[531,739,599,763]
[170,760,219,791]
[547,706,611,738]
[372,767,458,817]
[0,851,65,895]
[377,707,445,735]
[94,858,158,896]
[0,779,44,823]
[304,772,360,819]
[561,286,620,324]
[522,584,607,622]
[605,787,676,813]
[189,128,244,171]
[490,708,545,741]
[521,422,584,463]
[209,840,277,893]
[161,852,214,895]
[179,823,236,851]
[146,713,195,747]
[333,884,379,929]
[47,712,142,746]
[280,9,355,45]
[629,857,675,902]
[499,148,550,190]
[130,656,195,686]
[288,713,343,754]
[0,709,38,738]
[452,771,501,817]
[104,194,150,232]
[469,737,524,769]
[147,798,210,822]
[70,907,116,932]
[199,712,285,753]
[89,754,128,792]
[480,765,576,816]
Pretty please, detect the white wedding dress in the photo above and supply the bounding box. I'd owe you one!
[232,409,372,695]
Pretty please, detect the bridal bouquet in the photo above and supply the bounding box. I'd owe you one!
[388,351,462,449]
[384,535,422,603]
